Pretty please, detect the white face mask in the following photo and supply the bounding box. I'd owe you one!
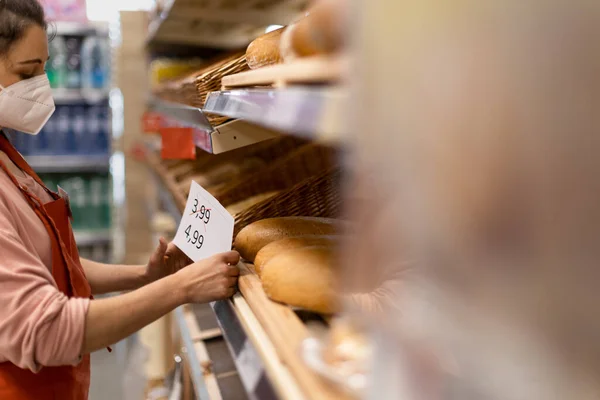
[0,74,55,135]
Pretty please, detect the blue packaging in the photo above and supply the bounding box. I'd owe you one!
[53,106,71,154]
[71,105,88,154]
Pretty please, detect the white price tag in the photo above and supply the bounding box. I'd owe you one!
[173,181,234,262]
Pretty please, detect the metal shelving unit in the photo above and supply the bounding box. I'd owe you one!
[53,88,110,104]
[204,88,345,143]
[151,86,345,154]
[150,164,277,400]
[146,0,304,50]
[54,21,109,37]
[211,300,279,400]
[26,154,111,173]
[149,99,280,154]
[144,2,348,398]
[73,230,112,246]
[174,306,213,400]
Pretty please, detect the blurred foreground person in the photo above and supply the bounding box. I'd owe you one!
[344,0,600,399]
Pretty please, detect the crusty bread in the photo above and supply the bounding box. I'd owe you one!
[246,28,285,69]
[261,246,337,313]
[254,235,337,277]
[234,217,342,261]
[281,0,346,61]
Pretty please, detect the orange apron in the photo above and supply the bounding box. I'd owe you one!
[0,134,92,399]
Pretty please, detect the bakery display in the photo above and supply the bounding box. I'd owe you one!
[246,28,286,69]
[234,216,342,262]
[254,235,337,277]
[261,246,337,313]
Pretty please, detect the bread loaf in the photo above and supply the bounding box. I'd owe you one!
[234,217,342,261]
[246,28,285,69]
[281,0,347,61]
[254,235,337,277]
[261,246,337,313]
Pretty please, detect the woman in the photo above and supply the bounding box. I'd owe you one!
[0,1,240,398]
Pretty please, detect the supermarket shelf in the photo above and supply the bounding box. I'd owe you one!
[147,158,278,400]
[149,99,280,154]
[150,99,213,132]
[74,230,112,246]
[26,154,110,173]
[174,306,212,400]
[53,88,110,103]
[54,21,109,37]
[204,87,345,142]
[212,299,279,400]
[146,0,305,50]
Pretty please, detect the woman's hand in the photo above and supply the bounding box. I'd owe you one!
[145,238,193,284]
[177,251,241,303]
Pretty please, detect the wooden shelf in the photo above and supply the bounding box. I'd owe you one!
[237,262,352,400]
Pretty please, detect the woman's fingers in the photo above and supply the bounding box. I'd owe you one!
[218,250,240,265]
[150,237,169,265]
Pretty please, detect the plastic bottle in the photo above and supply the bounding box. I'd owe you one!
[70,176,86,231]
[71,105,87,154]
[47,36,67,88]
[41,111,57,154]
[86,105,102,154]
[53,106,71,154]
[65,36,83,89]
[101,175,111,229]
[81,36,110,90]
[88,175,103,230]
[97,104,111,154]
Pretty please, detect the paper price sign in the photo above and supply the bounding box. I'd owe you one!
[173,181,234,262]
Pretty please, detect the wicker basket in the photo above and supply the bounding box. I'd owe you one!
[154,51,249,126]
[163,136,302,182]
[175,136,309,197]
[233,168,342,238]
[216,143,337,206]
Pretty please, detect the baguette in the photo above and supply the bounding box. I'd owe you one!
[254,235,337,277]
[234,216,342,261]
[261,246,337,313]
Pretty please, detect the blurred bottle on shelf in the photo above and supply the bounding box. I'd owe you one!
[65,36,83,89]
[53,106,72,154]
[71,105,88,153]
[88,104,111,154]
[47,36,67,88]
[81,36,110,90]
[88,176,103,230]
[101,176,112,228]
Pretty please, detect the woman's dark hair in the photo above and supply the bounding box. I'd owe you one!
[0,0,47,56]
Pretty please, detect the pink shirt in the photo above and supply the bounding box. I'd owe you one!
[0,159,89,372]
